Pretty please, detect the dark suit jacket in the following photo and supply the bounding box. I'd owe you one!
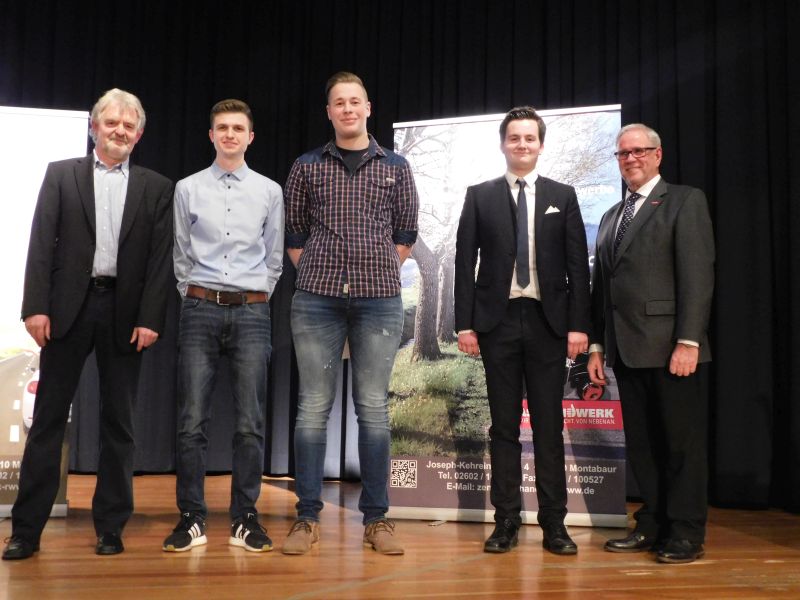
[589,178,714,368]
[22,155,174,353]
[454,175,591,337]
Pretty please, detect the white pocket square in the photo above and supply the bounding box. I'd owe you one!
[544,205,560,214]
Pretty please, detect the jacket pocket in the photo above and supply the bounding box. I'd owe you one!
[645,300,676,315]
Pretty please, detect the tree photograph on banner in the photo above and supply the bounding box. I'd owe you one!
[388,106,627,526]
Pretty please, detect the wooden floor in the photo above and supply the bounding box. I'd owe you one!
[1,475,800,599]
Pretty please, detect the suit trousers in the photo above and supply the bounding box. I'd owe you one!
[478,298,568,526]
[613,358,708,543]
[12,287,142,542]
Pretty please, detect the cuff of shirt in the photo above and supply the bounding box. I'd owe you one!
[286,231,309,249]
[588,343,604,354]
[457,329,475,336]
[392,229,418,246]
[677,339,699,347]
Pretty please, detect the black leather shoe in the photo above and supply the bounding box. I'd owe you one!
[484,519,520,553]
[656,539,704,564]
[2,536,39,560]
[541,523,577,555]
[95,532,124,555]
[604,531,656,553]
[649,538,668,554]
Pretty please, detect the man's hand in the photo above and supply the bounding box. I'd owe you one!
[457,331,480,357]
[669,343,699,377]
[587,351,606,385]
[130,327,159,352]
[396,244,413,265]
[287,248,303,268]
[567,331,588,361]
[24,314,51,348]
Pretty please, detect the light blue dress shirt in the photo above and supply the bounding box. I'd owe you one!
[173,161,284,296]
[92,151,129,277]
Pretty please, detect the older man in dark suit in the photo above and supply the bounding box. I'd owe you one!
[454,106,591,555]
[3,89,173,560]
[588,123,714,564]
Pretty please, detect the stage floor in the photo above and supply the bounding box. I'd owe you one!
[1,474,799,599]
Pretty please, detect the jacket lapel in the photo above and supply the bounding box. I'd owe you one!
[533,177,547,249]
[496,176,517,237]
[613,178,668,263]
[75,155,96,236]
[603,200,623,266]
[119,165,145,245]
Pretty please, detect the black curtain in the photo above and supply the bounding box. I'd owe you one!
[2,0,798,511]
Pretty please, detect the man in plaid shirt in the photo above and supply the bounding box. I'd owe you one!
[282,72,418,556]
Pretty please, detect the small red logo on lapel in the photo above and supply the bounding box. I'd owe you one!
[650,200,661,206]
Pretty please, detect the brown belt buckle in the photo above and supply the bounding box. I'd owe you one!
[215,290,230,306]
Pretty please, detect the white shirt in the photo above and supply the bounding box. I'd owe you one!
[506,170,541,301]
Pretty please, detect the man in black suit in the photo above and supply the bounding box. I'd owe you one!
[454,106,591,554]
[3,89,173,560]
[587,123,714,564]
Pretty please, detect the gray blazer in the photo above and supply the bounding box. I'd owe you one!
[589,178,714,368]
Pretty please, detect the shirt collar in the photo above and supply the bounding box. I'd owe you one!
[627,174,661,199]
[93,150,129,177]
[505,169,538,189]
[323,134,386,160]
[211,161,249,181]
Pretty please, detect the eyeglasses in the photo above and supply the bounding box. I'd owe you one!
[613,147,657,160]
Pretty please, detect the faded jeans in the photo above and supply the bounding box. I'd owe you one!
[291,290,403,524]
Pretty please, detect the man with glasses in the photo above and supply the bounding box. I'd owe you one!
[588,124,714,563]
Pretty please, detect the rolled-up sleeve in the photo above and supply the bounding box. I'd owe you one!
[285,159,310,249]
[391,161,419,245]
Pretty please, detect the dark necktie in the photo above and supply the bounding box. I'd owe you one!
[613,192,641,256]
[515,179,530,287]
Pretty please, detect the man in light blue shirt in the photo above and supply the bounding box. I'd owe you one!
[164,99,284,554]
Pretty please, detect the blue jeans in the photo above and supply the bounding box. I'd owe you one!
[176,297,271,519]
[291,290,403,524]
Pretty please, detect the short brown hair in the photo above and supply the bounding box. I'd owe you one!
[210,99,253,130]
[325,71,368,102]
[499,106,546,143]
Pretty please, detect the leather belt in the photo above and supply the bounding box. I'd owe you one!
[90,276,116,289]
[186,285,268,305]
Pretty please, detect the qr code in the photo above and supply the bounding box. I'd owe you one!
[390,459,417,488]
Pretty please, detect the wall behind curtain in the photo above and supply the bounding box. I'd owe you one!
[1,0,797,511]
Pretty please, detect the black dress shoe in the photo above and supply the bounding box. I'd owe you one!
[649,538,668,554]
[604,531,656,553]
[541,523,577,555]
[484,519,520,553]
[2,536,39,560]
[656,539,704,564]
[95,532,124,555]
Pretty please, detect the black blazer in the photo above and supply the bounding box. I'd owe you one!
[589,178,714,368]
[22,155,174,353]
[454,175,591,337]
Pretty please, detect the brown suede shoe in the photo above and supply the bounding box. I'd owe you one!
[364,519,404,555]
[282,520,319,555]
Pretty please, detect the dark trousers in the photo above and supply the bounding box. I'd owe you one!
[479,298,568,527]
[613,358,709,543]
[12,288,141,542]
